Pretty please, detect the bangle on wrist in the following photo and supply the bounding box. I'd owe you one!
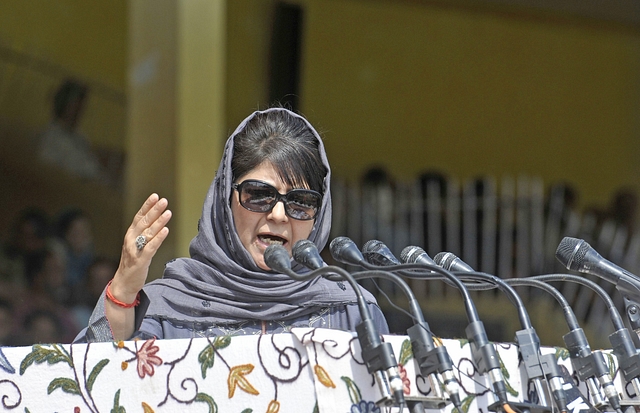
[106,279,140,308]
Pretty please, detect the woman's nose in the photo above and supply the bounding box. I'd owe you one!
[268,200,289,222]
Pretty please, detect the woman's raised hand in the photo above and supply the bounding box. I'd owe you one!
[111,194,172,303]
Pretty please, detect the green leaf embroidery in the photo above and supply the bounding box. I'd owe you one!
[340,376,361,405]
[312,401,319,413]
[111,389,126,413]
[198,336,232,379]
[241,409,253,413]
[47,377,80,395]
[87,359,110,393]
[20,344,73,375]
[555,347,570,361]
[399,339,413,366]
[213,335,231,350]
[195,392,218,413]
[460,395,475,413]
[198,345,215,379]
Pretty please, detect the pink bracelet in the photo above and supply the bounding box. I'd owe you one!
[105,279,140,308]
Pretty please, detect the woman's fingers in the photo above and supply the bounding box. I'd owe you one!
[137,210,172,254]
[129,195,171,253]
[131,193,160,228]
[115,195,172,296]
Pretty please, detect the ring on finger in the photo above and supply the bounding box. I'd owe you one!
[136,234,148,250]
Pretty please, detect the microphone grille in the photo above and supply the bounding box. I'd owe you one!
[264,244,289,271]
[329,236,353,262]
[433,251,456,270]
[292,239,315,261]
[433,251,446,266]
[400,245,424,263]
[556,237,590,270]
[362,239,383,253]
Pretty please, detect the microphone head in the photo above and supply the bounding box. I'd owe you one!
[555,237,593,272]
[433,251,474,272]
[400,245,435,264]
[361,239,400,266]
[264,244,292,273]
[329,236,364,266]
[292,239,325,270]
[362,239,384,254]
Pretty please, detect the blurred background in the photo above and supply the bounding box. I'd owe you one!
[0,0,638,347]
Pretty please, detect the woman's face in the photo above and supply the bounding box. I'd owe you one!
[231,161,316,270]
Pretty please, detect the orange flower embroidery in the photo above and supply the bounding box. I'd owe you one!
[228,364,259,398]
[266,400,280,413]
[137,338,162,378]
[314,364,336,388]
[121,361,128,370]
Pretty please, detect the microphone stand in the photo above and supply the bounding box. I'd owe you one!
[293,239,461,412]
[465,276,621,412]
[530,273,640,409]
[400,265,561,413]
[337,269,461,412]
[345,239,515,413]
[263,244,405,409]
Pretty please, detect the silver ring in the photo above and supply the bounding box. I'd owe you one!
[135,234,147,250]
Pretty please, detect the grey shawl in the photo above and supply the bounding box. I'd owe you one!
[142,108,377,325]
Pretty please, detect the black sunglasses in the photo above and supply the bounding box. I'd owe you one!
[232,179,322,221]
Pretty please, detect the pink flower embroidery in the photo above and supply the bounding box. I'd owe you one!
[136,338,162,378]
[399,364,411,395]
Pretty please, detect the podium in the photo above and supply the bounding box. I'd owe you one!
[0,328,633,412]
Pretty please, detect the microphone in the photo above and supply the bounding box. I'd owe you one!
[556,237,640,335]
[291,239,326,270]
[400,245,437,267]
[278,241,405,408]
[433,251,475,272]
[362,239,401,266]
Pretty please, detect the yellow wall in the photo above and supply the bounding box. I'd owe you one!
[0,0,126,89]
[1,0,640,250]
[0,0,127,149]
[300,0,640,210]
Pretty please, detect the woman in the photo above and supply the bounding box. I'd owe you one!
[75,107,388,342]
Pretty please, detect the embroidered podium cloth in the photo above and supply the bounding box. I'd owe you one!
[0,328,631,412]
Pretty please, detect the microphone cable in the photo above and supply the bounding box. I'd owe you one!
[263,243,406,410]
[529,272,640,403]
[292,239,463,411]
[463,276,621,413]
[345,238,513,411]
[428,250,565,413]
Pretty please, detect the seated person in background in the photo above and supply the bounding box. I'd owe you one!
[75,107,388,342]
[37,79,103,181]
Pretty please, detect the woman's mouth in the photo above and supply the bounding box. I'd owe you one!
[257,234,287,246]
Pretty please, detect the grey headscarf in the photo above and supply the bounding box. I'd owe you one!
[142,108,377,325]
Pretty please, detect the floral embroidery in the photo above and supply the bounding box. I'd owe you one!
[227,364,259,398]
[350,400,380,413]
[136,338,162,378]
[399,363,411,395]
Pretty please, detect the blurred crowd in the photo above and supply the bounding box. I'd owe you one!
[0,207,117,346]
